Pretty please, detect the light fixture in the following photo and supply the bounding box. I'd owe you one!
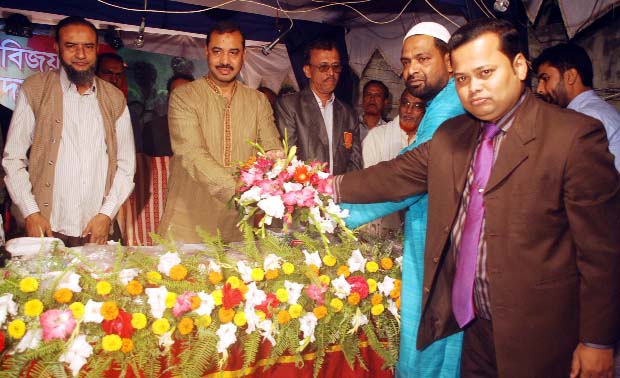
[494,0,510,12]
[134,17,145,48]
[104,26,124,49]
[4,13,33,38]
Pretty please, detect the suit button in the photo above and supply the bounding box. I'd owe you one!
[55,119,60,124]
[45,182,50,187]
[48,160,53,165]
[443,226,450,233]
[43,202,49,207]
[51,138,56,143]
[423,286,430,294]
[433,257,439,264]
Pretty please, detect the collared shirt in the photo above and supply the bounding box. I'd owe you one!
[450,93,526,320]
[3,68,135,236]
[568,89,620,171]
[358,113,388,143]
[311,90,335,173]
[362,115,414,168]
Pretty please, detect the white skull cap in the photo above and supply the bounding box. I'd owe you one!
[403,21,451,44]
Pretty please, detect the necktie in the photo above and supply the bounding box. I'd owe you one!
[452,122,501,328]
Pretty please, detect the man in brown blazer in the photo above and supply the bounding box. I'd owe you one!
[332,19,620,378]
[274,39,362,175]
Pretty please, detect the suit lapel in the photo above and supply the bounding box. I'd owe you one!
[332,100,344,152]
[452,117,479,199]
[301,88,329,149]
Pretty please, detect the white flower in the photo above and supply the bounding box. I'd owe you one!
[282,182,303,192]
[157,252,181,276]
[83,300,104,323]
[377,276,396,297]
[0,293,18,326]
[159,331,175,350]
[387,299,400,320]
[239,186,262,204]
[308,207,336,234]
[16,328,42,353]
[302,250,322,269]
[284,280,304,305]
[245,308,262,334]
[299,313,318,344]
[258,319,276,346]
[263,254,282,271]
[194,292,215,316]
[395,256,403,271]
[118,269,139,285]
[244,283,266,309]
[325,199,349,219]
[197,264,207,274]
[316,171,330,180]
[347,249,366,274]
[257,195,285,219]
[349,308,369,334]
[55,272,82,292]
[331,275,351,299]
[59,335,92,377]
[236,261,254,282]
[145,286,168,319]
[208,260,222,273]
[265,164,283,180]
[216,323,238,353]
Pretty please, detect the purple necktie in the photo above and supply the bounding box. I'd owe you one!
[452,122,501,328]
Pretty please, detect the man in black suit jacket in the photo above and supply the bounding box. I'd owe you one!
[274,39,362,174]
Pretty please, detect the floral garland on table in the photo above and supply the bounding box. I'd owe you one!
[0,145,402,378]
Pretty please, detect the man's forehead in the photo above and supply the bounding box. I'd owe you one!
[207,31,243,48]
[310,48,339,62]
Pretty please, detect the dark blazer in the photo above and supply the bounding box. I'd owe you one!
[274,87,362,174]
[338,91,620,377]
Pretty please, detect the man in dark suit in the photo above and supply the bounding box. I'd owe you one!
[274,39,362,174]
[332,19,620,378]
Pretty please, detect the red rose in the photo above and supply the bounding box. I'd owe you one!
[255,293,278,318]
[102,309,134,338]
[0,331,5,353]
[222,283,243,309]
[346,276,369,299]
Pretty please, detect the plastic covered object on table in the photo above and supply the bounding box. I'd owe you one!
[5,237,65,258]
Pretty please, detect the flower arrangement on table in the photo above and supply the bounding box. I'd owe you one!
[0,141,402,378]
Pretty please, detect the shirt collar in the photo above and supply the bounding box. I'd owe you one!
[490,89,527,133]
[59,66,96,95]
[567,89,595,110]
[311,89,335,108]
[205,76,238,99]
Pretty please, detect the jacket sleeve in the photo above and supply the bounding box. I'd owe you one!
[341,195,423,228]
[274,97,298,150]
[256,92,282,152]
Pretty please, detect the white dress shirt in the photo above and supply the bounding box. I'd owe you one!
[311,90,335,173]
[362,116,414,168]
[3,68,135,236]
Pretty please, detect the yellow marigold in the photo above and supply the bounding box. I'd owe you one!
[265,269,279,280]
[371,304,385,316]
[190,295,202,310]
[319,275,330,286]
[218,307,235,323]
[312,306,328,320]
[367,278,378,294]
[282,262,295,275]
[169,264,188,281]
[226,276,241,289]
[19,277,39,293]
[289,304,303,319]
[121,338,134,353]
[178,317,194,335]
[101,301,119,321]
[146,271,162,284]
[96,281,112,295]
[165,292,177,308]
[330,298,344,312]
[102,334,122,352]
[212,290,223,306]
[365,261,379,273]
[125,280,143,296]
[208,271,223,285]
[307,264,320,275]
[322,255,337,267]
[53,288,73,304]
[336,265,350,278]
[24,299,44,317]
[371,293,383,306]
[69,302,85,319]
[251,268,265,282]
[131,313,147,329]
[380,257,393,270]
[8,319,26,339]
[238,282,249,295]
[152,318,170,335]
[275,288,288,303]
[276,310,291,324]
[255,310,266,322]
[233,312,247,327]
[348,292,361,306]
[390,280,402,299]
[195,315,212,328]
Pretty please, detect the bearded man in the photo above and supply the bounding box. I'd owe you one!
[3,16,136,247]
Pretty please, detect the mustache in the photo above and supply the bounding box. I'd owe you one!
[216,64,234,70]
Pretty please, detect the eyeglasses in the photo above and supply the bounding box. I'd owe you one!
[308,63,343,73]
[400,100,426,110]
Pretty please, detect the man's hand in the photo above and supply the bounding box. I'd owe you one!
[25,212,52,237]
[265,149,285,160]
[570,343,614,378]
[82,214,111,245]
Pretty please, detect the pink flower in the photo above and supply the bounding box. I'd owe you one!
[255,157,273,171]
[257,180,283,197]
[173,291,194,317]
[240,170,262,186]
[282,188,316,208]
[317,179,333,195]
[40,309,76,341]
[306,284,327,305]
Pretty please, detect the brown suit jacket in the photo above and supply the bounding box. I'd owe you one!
[338,91,620,377]
[274,87,362,175]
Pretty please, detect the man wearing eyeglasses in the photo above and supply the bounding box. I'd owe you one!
[274,39,362,174]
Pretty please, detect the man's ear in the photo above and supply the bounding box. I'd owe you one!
[444,53,452,74]
[303,65,311,79]
[564,68,578,85]
[54,42,59,55]
[513,52,528,80]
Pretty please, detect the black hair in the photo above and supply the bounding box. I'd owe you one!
[206,21,245,48]
[448,18,522,63]
[363,80,389,100]
[434,38,449,56]
[532,43,593,87]
[55,16,98,45]
[96,52,124,73]
[166,73,195,92]
[303,39,339,65]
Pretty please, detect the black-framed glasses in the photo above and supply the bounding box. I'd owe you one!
[308,63,343,73]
